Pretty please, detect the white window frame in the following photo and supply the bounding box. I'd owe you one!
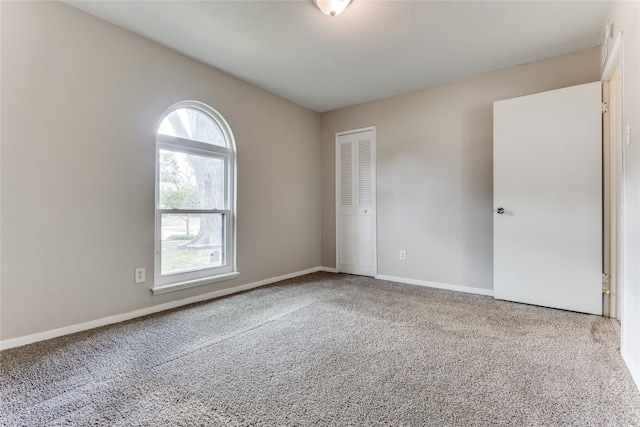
[152,101,238,295]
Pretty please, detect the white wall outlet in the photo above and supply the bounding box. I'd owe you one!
[135,267,146,284]
[399,250,407,261]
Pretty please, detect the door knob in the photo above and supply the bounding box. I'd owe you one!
[496,207,505,214]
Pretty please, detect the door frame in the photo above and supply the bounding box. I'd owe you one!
[602,32,624,320]
[335,126,377,276]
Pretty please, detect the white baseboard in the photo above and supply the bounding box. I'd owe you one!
[0,266,332,351]
[621,345,640,392]
[375,274,494,297]
[319,266,338,273]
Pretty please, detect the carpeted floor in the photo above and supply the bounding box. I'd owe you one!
[1,272,639,426]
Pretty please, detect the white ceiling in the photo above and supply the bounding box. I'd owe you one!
[65,0,611,113]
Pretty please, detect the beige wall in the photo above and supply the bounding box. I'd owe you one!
[0,1,321,340]
[321,48,601,291]
[606,1,640,386]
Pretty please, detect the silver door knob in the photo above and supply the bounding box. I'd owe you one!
[496,207,505,214]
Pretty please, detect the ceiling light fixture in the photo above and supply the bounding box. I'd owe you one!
[314,0,351,17]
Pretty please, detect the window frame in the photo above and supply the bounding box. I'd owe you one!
[153,101,238,295]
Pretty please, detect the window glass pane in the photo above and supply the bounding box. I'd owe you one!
[158,108,226,147]
[159,149,225,210]
[161,213,225,275]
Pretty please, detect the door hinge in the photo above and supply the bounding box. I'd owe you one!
[602,273,610,294]
[602,102,609,114]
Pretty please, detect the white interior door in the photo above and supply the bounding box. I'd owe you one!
[493,82,602,315]
[337,129,376,276]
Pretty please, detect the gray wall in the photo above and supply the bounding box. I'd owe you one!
[0,1,321,340]
[321,48,601,291]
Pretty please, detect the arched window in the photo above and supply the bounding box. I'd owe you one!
[153,101,237,294]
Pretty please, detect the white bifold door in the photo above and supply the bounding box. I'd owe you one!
[493,82,602,315]
[336,129,377,277]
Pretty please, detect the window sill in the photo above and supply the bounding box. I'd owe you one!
[151,272,240,296]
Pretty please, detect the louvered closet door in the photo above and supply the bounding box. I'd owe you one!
[337,129,376,276]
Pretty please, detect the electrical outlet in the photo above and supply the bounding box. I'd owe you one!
[399,250,407,261]
[135,268,146,284]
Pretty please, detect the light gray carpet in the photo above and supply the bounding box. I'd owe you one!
[1,272,639,426]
